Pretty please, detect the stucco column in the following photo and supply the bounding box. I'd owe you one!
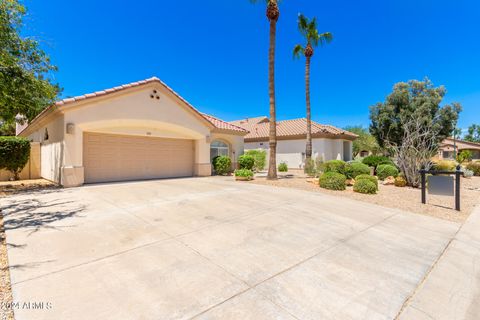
[194,137,211,176]
[61,123,85,187]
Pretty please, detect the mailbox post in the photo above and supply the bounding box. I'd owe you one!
[420,165,462,211]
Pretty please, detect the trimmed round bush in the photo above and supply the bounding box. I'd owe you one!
[465,162,480,176]
[323,160,347,175]
[319,172,346,191]
[238,154,254,170]
[353,179,377,194]
[362,155,394,168]
[0,136,31,180]
[213,155,231,175]
[355,174,378,189]
[234,168,254,180]
[376,164,399,180]
[345,162,370,179]
[394,176,407,187]
[278,162,288,172]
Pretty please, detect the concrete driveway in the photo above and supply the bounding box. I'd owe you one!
[1,177,460,320]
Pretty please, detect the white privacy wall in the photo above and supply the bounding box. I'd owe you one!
[245,138,352,168]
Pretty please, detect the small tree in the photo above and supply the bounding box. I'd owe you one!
[344,126,380,157]
[464,124,480,143]
[0,136,30,180]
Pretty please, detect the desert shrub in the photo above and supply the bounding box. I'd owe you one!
[304,158,316,176]
[345,162,370,179]
[278,162,288,172]
[234,168,254,179]
[362,155,393,168]
[0,136,30,180]
[433,160,457,172]
[238,154,254,170]
[245,149,266,171]
[394,176,407,187]
[457,150,473,163]
[319,172,346,191]
[353,179,377,194]
[213,155,231,175]
[376,164,399,180]
[356,174,379,190]
[466,162,480,176]
[323,160,347,175]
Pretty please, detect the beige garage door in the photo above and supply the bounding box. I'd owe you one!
[83,132,194,184]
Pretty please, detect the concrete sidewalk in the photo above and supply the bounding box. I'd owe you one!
[399,205,480,320]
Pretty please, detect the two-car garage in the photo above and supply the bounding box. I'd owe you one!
[83,132,194,184]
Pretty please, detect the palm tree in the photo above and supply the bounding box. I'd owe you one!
[250,0,280,180]
[293,14,332,164]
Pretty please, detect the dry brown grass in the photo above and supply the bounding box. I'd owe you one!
[250,173,480,223]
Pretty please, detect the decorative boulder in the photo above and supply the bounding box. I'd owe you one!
[383,176,395,185]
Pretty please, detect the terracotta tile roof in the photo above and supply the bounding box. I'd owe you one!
[441,138,480,150]
[230,117,358,141]
[201,114,248,133]
[18,77,242,135]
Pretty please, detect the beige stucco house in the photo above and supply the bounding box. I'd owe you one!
[436,138,480,160]
[230,117,357,168]
[16,77,247,187]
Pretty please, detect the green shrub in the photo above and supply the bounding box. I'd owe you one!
[234,168,254,179]
[345,162,370,179]
[466,162,480,176]
[356,174,378,189]
[323,160,347,175]
[0,136,30,180]
[353,179,377,194]
[213,155,231,175]
[376,164,399,180]
[304,158,316,176]
[362,155,393,168]
[238,154,255,170]
[278,162,288,172]
[433,160,457,172]
[319,172,346,191]
[245,149,266,171]
[394,176,407,187]
[457,150,473,163]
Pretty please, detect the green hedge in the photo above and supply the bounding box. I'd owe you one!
[238,154,255,170]
[213,156,231,175]
[355,174,378,190]
[319,172,346,190]
[345,162,370,179]
[353,179,377,194]
[376,164,399,180]
[323,160,346,175]
[234,168,254,179]
[0,137,30,180]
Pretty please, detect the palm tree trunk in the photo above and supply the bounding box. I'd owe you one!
[305,55,312,162]
[267,19,277,180]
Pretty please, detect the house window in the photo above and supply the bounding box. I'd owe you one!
[442,151,453,159]
[210,141,229,161]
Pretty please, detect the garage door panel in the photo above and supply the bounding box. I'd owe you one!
[83,132,194,184]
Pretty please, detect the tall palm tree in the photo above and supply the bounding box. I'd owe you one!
[250,0,280,179]
[293,14,332,164]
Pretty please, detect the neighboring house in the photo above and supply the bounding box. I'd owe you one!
[16,77,247,187]
[436,138,480,160]
[230,117,357,168]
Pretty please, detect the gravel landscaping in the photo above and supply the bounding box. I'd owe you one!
[250,170,480,223]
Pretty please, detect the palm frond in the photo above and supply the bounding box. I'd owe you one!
[293,44,305,59]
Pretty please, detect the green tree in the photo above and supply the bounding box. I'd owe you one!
[369,78,461,148]
[344,125,380,157]
[0,0,59,128]
[293,14,332,163]
[250,0,280,180]
[464,124,480,143]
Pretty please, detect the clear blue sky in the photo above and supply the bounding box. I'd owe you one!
[23,0,480,131]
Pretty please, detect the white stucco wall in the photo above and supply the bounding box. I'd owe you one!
[245,138,353,169]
